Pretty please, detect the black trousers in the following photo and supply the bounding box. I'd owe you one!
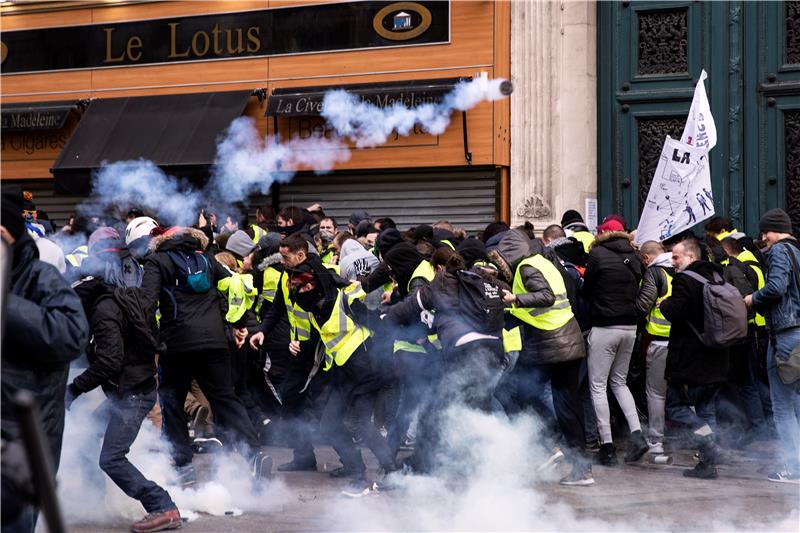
[159,349,259,467]
[321,340,394,472]
[513,357,589,468]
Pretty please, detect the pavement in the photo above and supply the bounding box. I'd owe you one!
[64,439,799,532]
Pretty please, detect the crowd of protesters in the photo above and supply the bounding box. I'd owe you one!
[2,185,799,533]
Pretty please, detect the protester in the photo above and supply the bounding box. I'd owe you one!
[746,208,800,484]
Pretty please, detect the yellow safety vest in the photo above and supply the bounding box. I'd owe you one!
[502,327,522,353]
[571,231,595,254]
[394,260,437,354]
[440,240,456,251]
[281,272,312,341]
[250,224,267,244]
[737,249,766,327]
[645,268,672,338]
[255,266,282,314]
[509,255,574,331]
[217,273,257,323]
[716,228,737,241]
[65,245,88,268]
[321,248,335,264]
[325,263,340,275]
[310,282,371,371]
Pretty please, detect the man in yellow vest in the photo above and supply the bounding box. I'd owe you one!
[286,263,398,493]
[491,229,594,486]
[561,210,595,254]
[635,241,675,455]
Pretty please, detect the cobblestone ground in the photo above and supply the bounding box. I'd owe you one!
[65,439,799,533]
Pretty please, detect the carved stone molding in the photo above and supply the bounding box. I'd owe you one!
[516,194,552,219]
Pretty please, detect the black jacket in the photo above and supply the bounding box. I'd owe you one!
[660,260,730,384]
[583,231,643,327]
[141,227,230,354]
[1,235,88,471]
[72,285,158,396]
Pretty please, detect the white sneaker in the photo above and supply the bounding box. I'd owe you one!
[648,442,664,454]
[536,448,565,473]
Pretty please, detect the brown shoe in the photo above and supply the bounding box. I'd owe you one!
[131,508,181,533]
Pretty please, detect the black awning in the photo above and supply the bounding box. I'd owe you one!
[265,77,469,117]
[1,100,79,131]
[52,90,252,194]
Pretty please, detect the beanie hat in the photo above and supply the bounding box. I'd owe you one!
[376,228,403,259]
[412,224,434,242]
[1,185,26,239]
[596,219,624,234]
[602,214,626,228]
[226,230,257,259]
[88,227,123,255]
[349,209,371,226]
[758,208,793,235]
[482,222,510,244]
[560,209,584,227]
[257,232,281,255]
[457,238,489,268]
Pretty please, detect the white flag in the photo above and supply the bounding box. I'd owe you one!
[635,136,715,244]
[680,69,717,151]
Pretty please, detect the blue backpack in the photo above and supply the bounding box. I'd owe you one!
[166,250,212,293]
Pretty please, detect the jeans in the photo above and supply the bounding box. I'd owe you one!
[587,327,641,443]
[739,333,772,434]
[645,343,668,443]
[159,349,259,467]
[665,381,719,433]
[387,349,441,457]
[98,390,175,513]
[767,327,800,472]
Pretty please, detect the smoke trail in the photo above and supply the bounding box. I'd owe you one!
[321,76,510,147]
[75,77,508,226]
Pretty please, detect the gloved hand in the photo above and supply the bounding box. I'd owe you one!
[64,383,81,410]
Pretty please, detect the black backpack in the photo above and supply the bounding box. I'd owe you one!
[456,269,506,335]
[166,250,212,293]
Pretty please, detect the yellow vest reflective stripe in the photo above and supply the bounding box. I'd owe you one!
[217,273,257,323]
[572,231,595,254]
[502,327,522,353]
[716,229,737,241]
[250,224,267,244]
[737,250,766,327]
[645,269,672,337]
[407,260,435,292]
[65,245,89,267]
[281,272,312,341]
[441,240,456,251]
[509,255,574,331]
[255,266,281,314]
[311,282,371,371]
[393,340,427,354]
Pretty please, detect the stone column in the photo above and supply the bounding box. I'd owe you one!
[510,0,597,230]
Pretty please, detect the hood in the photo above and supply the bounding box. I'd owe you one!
[648,252,673,268]
[72,276,115,317]
[494,229,534,270]
[257,252,283,271]
[683,259,723,278]
[548,236,587,267]
[484,229,509,251]
[591,231,634,253]
[149,227,208,252]
[376,228,403,259]
[457,238,488,268]
[339,239,370,260]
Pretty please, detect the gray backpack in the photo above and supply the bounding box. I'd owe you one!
[681,270,748,348]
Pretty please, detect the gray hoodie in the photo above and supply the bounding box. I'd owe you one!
[338,239,379,281]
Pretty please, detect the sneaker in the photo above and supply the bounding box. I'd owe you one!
[340,477,374,498]
[535,447,565,473]
[251,451,273,479]
[330,466,366,479]
[559,467,595,486]
[175,464,197,488]
[277,458,317,472]
[131,507,181,533]
[647,442,664,455]
[683,461,718,479]
[191,437,223,454]
[624,430,649,463]
[190,405,211,437]
[767,470,800,484]
[598,443,618,466]
[584,439,601,452]
[399,437,416,451]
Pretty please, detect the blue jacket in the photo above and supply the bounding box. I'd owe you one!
[752,239,800,333]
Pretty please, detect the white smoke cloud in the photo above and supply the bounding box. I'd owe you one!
[76,77,508,226]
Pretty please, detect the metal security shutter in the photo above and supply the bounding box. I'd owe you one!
[7,179,86,229]
[277,167,499,232]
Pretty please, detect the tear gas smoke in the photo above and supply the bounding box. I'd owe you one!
[58,384,291,526]
[77,77,509,227]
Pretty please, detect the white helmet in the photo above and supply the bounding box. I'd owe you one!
[125,216,158,245]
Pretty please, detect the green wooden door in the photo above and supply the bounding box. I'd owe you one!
[598,0,800,235]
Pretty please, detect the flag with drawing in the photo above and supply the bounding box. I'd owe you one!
[635,70,717,244]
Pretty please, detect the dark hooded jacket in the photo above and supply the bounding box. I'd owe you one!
[583,231,643,327]
[660,260,730,384]
[383,242,428,298]
[141,227,230,353]
[1,234,88,472]
[71,280,158,397]
[491,229,585,365]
